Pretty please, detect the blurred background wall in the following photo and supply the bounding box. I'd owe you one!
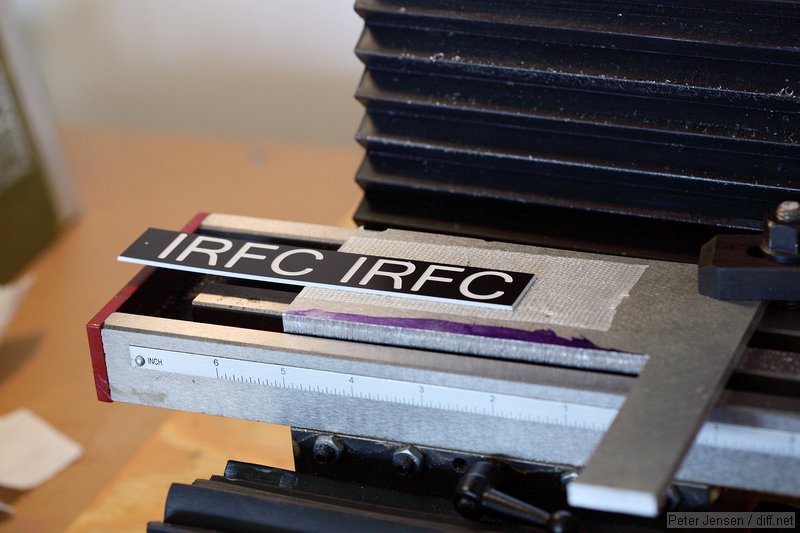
[10,0,364,145]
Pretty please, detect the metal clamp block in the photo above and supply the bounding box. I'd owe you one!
[698,234,800,301]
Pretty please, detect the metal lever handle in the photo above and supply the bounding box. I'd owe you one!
[453,461,578,532]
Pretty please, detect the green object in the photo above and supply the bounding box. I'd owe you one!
[0,52,59,283]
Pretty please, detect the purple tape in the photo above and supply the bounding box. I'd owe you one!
[287,308,615,351]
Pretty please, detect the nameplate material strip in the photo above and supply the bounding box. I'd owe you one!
[118,228,535,310]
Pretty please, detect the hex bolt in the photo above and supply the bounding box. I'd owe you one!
[312,435,344,466]
[761,201,800,264]
[776,200,800,222]
[392,445,424,477]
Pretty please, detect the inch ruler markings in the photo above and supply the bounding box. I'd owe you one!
[129,346,800,458]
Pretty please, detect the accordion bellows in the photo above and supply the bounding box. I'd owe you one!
[352,0,800,261]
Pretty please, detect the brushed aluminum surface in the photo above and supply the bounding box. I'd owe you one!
[101,313,799,501]
[97,214,768,516]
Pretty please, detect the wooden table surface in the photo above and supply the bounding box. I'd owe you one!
[0,126,362,532]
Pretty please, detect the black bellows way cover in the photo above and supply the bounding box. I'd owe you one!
[351,0,800,261]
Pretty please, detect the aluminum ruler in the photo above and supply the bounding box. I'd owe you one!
[131,346,800,460]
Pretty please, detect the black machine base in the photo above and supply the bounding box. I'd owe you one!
[146,430,727,532]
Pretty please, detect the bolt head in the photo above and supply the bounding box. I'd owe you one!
[394,454,414,475]
[312,435,344,465]
[313,447,334,465]
[762,202,800,263]
[392,446,424,477]
[776,200,800,222]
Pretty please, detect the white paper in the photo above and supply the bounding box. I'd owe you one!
[0,408,82,491]
[0,275,32,340]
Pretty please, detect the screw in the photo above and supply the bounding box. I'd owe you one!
[392,445,424,477]
[134,355,145,367]
[776,200,800,222]
[761,201,800,263]
[312,435,344,466]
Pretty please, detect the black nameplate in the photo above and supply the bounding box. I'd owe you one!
[118,228,535,310]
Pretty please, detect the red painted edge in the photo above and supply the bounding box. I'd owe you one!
[86,212,210,402]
